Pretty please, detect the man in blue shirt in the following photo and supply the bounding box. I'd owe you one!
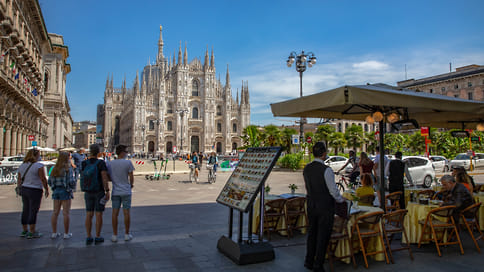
[72,148,86,184]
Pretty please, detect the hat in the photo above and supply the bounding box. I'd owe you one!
[115,145,128,156]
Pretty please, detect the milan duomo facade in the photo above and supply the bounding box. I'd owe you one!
[103,27,250,156]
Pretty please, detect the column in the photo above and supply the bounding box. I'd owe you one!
[4,126,11,156]
[11,127,17,156]
[0,124,4,156]
[16,129,22,155]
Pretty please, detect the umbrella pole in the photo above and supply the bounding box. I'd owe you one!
[379,120,386,211]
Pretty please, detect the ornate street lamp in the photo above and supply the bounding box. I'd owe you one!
[176,109,189,154]
[287,51,316,146]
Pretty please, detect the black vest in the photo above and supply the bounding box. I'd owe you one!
[303,161,335,215]
[388,160,405,189]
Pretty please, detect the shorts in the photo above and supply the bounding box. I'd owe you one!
[84,191,105,212]
[112,195,132,210]
[52,188,73,200]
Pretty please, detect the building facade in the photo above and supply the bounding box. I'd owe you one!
[397,64,484,101]
[103,27,250,156]
[0,0,72,156]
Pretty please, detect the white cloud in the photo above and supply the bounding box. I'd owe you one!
[352,60,389,70]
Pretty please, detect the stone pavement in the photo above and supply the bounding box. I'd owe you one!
[0,170,483,271]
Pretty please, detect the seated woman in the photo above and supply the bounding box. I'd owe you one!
[455,172,473,194]
[356,173,375,206]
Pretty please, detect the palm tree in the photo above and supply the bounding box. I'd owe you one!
[281,127,297,153]
[241,125,261,147]
[364,131,377,154]
[315,124,335,148]
[407,131,425,155]
[262,125,281,147]
[384,133,406,155]
[344,124,365,151]
[328,132,347,155]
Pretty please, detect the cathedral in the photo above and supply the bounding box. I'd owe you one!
[103,26,250,156]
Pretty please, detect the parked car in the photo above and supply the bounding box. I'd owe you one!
[448,153,484,170]
[0,156,24,167]
[429,155,449,172]
[402,156,436,188]
[324,156,350,173]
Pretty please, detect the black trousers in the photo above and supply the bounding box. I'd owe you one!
[21,187,43,225]
[305,210,334,268]
[389,185,405,209]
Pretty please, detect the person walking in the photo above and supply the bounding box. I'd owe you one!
[107,145,135,242]
[16,148,49,239]
[48,152,76,239]
[72,148,86,183]
[303,142,346,272]
[81,144,110,245]
[385,151,413,209]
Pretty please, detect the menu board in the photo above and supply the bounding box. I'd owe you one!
[216,147,282,212]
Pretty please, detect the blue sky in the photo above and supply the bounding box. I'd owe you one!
[40,0,484,126]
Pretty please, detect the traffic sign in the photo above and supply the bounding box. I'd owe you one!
[425,138,431,144]
[471,136,481,142]
[32,141,37,146]
[306,136,312,143]
[292,134,299,145]
[451,131,469,138]
[173,146,177,153]
[421,127,429,137]
[28,135,35,141]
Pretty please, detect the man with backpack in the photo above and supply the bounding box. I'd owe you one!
[80,144,110,245]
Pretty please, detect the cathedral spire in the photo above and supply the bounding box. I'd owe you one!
[225,64,230,87]
[134,70,140,94]
[204,46,209,69]
[123,74,126,89]
[183,42,187,66]
[173,49,176,66]
[210,47,214,68]
[178,41,182,65]
[110,73,113,89]
[105,74,110,89]
[236,88,239,105]
[157,25,164,65]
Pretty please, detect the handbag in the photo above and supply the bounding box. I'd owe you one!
[15,163,34,197]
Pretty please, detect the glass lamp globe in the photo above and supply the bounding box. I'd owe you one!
[372,111,383,122]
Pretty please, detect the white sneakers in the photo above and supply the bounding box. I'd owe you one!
[112,233,133,242]
[51,233,72,239]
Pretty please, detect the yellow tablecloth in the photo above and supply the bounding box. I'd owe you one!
[335,206,385,263]
[403,202,440,244]
[473,193,484,231]
[252,193,307,236]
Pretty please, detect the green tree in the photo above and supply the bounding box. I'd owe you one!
[364,131,377,154]
[315,124,335,149]
[407,131,425,155]
[241,125,261,147]
[280,127,297,153]
[328,132,347,155]
[384,133,406,154]
[262,124,281,147]
[344,124,365,151]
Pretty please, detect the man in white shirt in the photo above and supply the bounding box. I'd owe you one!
[107,145,135,242]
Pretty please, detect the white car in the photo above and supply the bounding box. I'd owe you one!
[429,155,449,172]
[324,156,350,173]
[0,156,24,167]
[402,156,436,188]
[449,153,482,170]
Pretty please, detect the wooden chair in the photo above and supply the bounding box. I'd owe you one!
[351,211,389,268]
[479,185,484,192]
[284,197,308,238]
[385,192,402,213]
[381,209,413,263]
[417,205,464,256]
[359,194,375,206]
[260,198,287,240]
[327,215,356,272]
[459,202,483,253]
[417,189,436,199]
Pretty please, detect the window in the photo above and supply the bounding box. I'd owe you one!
[345,123,348,129]
[167,121,172,131]
[338,123,342,132]
[232,123,237,133]
[441,87,445,92]
[192,80,199,96]
[216,106,222,116]
[454,84,459,89]
[149,120,155,130]
[468,82,472,87]
[429,88,433,93]
[364,124,368,132]
[454,94,459,98]
[192,107,199,119]
[217,122,222,133]
[167,102,173,114]
[468,92,473,100]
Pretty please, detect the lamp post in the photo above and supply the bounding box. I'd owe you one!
[141,125,145,157]
[176,109,189,155]
[287,51,316,147]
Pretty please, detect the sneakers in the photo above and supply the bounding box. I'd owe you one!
[86,237,94,245]
[111,235,118,243]
[124,234,133,241]
[94,237,104,244]
[51,233,60,239]
[63,233,72,239]
[20,230,28,237]
[27,232,42,239]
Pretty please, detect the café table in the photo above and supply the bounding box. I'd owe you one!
[252,193,307,236]
[473,192,484,230]
[404,186,441,206]
[403,201,442,244]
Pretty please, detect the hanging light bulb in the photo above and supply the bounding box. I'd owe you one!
[387,113,400,123]
[365,115,375,124]
[372,111,383,122]
[477,123,484,131]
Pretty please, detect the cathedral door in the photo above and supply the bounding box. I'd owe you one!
[148,141,155,154]
[166,141,173,154]
[191,136,199,153]
[232,142,237,151]
[216,142,222,154]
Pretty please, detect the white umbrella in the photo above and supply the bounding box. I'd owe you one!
[43,147,56,152]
